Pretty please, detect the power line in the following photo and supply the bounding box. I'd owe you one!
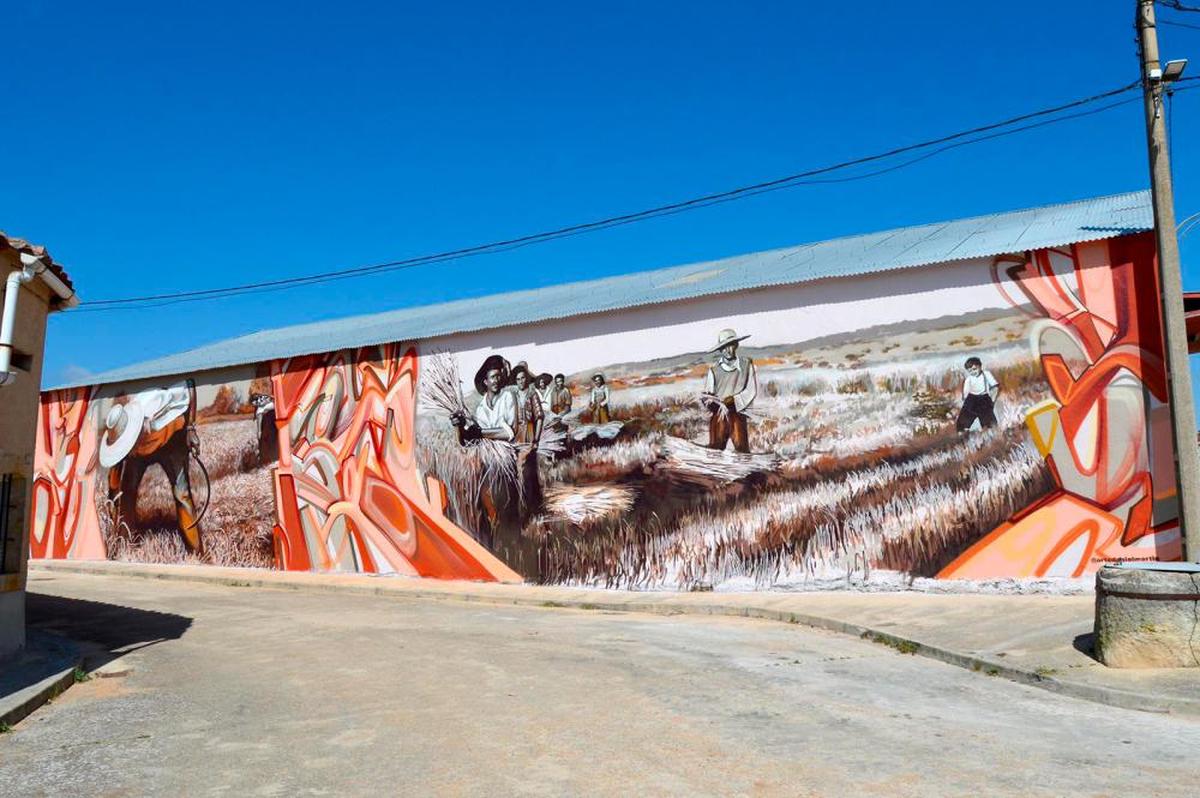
[1159,0,1200,12]
[76,79,1142,312]
[1159,1,1200,13]
[73,94,1150,314]
[1161,17,1200,29]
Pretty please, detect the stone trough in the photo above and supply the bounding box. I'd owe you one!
[1094,562,1200,668]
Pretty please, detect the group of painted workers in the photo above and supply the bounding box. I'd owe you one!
[450,326,1000,468]
[453,327,763,461]
[450,359,617,449]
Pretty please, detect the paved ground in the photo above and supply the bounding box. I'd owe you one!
[3,571,1199,797]
[30,559,1200,713]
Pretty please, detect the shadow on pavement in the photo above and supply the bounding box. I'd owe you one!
[1073,632,1098,662]
[24,591,193,672]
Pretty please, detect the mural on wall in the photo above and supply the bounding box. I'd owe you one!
[30,233,1181,587]
[268,344,518,580]
[940,235,1180,578]
[32,368,281,567]
[413,233,1178,587]
[417,308,1054,588]
[29,385,104,561]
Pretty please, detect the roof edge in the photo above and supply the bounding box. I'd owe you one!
[46,189,1152,391]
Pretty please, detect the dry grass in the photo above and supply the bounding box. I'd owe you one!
[545,436,661,483]
[659,436,780,487]
[413,321,1057,589]
[531,425,1048,588]
[514,339,1057,589]
[195,420,262,478]
[99,420,276,568]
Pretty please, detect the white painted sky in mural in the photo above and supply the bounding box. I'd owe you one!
[436,257,1020,378]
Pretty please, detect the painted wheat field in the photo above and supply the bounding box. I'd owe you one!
[419,309,1055,590]
[99,418,277,568]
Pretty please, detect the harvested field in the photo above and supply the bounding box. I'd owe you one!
[101,418,276,568]
[421,311,1057,590]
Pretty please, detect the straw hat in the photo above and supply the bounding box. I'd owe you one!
[473,355,511,395]
[98,401,146,468]
[711,328,750,352]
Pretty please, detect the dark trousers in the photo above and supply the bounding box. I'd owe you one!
[709,409,750,453]
[956,393,997,432]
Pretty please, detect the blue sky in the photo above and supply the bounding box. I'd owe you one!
[5,1,1200,397]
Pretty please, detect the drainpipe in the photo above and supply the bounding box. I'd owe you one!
[0,252,78,386]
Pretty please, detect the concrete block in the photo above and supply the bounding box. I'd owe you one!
[1094,563,1200,668]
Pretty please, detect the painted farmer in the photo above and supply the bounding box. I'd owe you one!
[548,373,572,431]
[99,378,205,555]
[509,362,544,445]
[450,354,543,523]
[702,328,758,453]
[451,354,519,444]
[589,373,611,423]
[956,356,1000,432]
[535,372,555,414]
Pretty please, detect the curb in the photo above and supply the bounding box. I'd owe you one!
[0,630,84,730]
[30,560,1200,717]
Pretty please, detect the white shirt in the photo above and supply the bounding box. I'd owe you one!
[703,357,758,413]
[473,390,517,441]
[962,370,999,399]
[590,385,609,406]
[134,381,191,431]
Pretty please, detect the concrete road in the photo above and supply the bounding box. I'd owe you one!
[2,572,1197,797]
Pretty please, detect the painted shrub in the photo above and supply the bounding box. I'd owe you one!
[29,232,1180,586]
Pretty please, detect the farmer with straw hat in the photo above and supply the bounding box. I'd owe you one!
[451,352,544,564]
[452,354,517,442]
[99,378,205,555]
[701,328,758,453]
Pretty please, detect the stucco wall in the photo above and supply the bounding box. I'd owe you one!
[1,254,53,656]
[30,233,1179,589]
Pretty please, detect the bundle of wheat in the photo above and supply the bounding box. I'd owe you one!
[537,424,568,460]
[420,350,521,486]
[542,483,638,525]
[420,350,469,417]
[570,421,624,442]
[660,435,779,486]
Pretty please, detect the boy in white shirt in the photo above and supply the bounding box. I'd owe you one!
[955,356,999,432]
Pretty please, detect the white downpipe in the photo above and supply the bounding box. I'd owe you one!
[0,267,33,386]
[0,253,78,387]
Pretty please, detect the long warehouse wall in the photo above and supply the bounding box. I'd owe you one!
[30,231,1181,587]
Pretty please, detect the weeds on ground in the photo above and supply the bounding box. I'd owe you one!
[862,632,919,655]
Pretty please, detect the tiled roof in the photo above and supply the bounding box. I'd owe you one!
[1,231,74,296]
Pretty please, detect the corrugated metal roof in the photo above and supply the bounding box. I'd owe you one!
[56,190,1153,390]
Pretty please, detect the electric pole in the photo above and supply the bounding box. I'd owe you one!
[1136,0,1200,562]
